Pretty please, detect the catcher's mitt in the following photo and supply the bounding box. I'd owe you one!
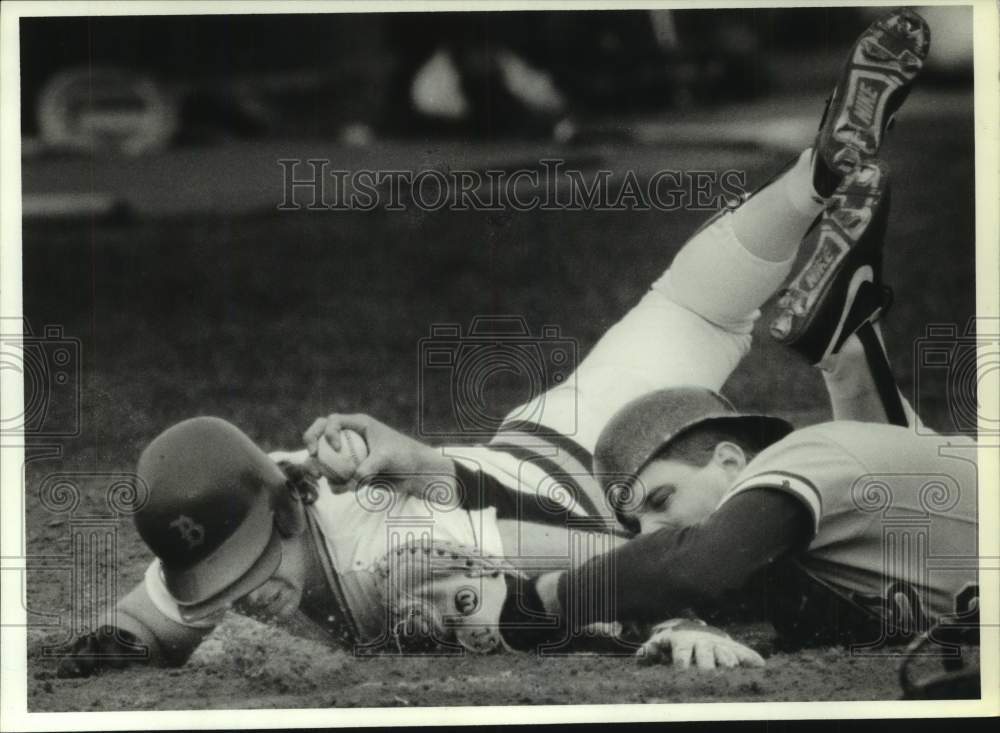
[358,537,525,655]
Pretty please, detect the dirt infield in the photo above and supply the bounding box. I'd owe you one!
[30,615,908,709]
[19,86,976,710]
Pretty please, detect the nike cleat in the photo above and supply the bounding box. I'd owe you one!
[812,9,931,197]
[771,159,894,364]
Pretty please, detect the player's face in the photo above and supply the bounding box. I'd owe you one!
[632,442,747,532]
[236,533,308,620]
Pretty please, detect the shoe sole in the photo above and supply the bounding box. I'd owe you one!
[771,160,890,361]
[818,9,931,176]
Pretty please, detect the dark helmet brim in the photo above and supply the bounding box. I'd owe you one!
[174,527,283,623]
[162,489,280,609]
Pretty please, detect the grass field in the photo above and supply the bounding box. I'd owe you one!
[19,85,976,709]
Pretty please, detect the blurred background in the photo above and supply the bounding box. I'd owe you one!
[15,5,977,458]
[21,8,973,156]
[17,6,977,456]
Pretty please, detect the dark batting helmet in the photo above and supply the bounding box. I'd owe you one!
[134,416,300,620]
[593,386,793,529]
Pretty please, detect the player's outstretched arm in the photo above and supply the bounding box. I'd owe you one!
[57,579,213,678]
[535,489,813,629]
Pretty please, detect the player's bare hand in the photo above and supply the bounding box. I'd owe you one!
[636,619,765,670]
[303,413,370,454]
[304,413,458,504]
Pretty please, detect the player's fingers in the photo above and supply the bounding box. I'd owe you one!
[715,644,738,669]
[671,638,694,670]
[694,640,716,670]
[635,638,663,666]
[334,413,375,435]
[323,415,346,450]
[303,417,328,455]
[731,642,766,668]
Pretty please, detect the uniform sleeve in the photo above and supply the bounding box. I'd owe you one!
[718,427,866,535]
[552,488,813,626]
[110,563,218,667]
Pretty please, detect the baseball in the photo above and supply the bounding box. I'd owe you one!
[316,429,368,484]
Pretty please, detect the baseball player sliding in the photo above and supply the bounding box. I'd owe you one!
[523,13,980,681]
[59,9,958,677]
[337,8,978,679]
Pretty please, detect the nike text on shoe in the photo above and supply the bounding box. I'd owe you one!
[771,159,894,364]
[812,9,931,197]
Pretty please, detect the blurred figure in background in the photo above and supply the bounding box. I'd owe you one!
[20,8,971,151]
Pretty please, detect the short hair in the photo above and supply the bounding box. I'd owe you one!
[657,423,761,468]
[276,460,319,505]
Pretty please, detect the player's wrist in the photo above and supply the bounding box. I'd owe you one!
[650,617,716,635]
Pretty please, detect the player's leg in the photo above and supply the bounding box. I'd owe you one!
[503,149,825,454]
[513,9,931,453]
[819,325,929,430]
[564,151,824,443]
[769,157,928,430]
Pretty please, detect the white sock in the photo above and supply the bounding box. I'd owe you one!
[785,148,828,216]
[730,148,825,264]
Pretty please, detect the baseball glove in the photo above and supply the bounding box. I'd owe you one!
[360,538,526,655]
[56,626,149,678]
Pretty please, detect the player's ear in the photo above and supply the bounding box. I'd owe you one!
[712,441,747,476]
